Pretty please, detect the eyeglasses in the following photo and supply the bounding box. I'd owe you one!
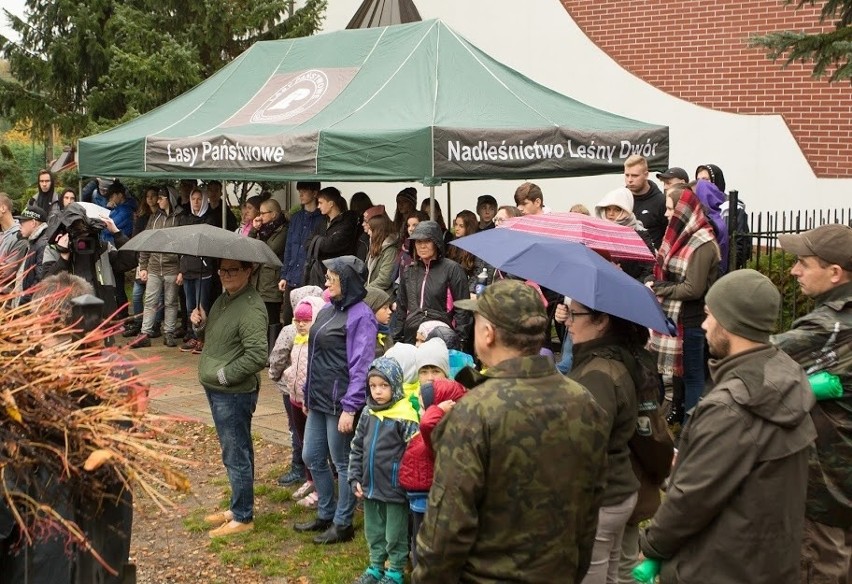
[259,210,274,216]
[567,308,594,322]
[493,217,505,225]
[218,267,245,277]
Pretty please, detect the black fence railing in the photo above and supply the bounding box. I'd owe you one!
[727,196,851,330]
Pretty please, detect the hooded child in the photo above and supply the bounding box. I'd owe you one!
[398,378,467,567]
[416,337,450,385]
[385,342,420,413]
[349,357,419,584]
[364,286,394,358]
[269,285,324,488]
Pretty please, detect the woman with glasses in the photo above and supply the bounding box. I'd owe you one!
[565,302,646,584]
[295,256,377,545]
[249,197,288,329]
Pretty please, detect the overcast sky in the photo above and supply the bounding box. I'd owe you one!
[1,0,26,43]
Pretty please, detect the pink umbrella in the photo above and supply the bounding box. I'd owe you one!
[500,212,655,262]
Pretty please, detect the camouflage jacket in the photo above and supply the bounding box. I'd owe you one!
[772,280,852,527]
[412,355,609,584]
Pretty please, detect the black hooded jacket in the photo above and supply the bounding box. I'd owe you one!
[392,221,472,346]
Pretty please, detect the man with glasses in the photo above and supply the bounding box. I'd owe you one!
[193,259,268,538]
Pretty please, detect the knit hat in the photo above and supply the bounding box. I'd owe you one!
[363,205,386,223]
[363,286,391,313]
[385,343,418,384]
[455,279,548,335]
[396,187,417,207]
[416,337,450,377]
[778,224,852,271]
[293,300,314,322]
[704,269,780,343]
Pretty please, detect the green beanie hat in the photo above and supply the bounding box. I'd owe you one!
[704,269,780,343]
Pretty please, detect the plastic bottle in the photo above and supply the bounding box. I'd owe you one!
[632,558,661,583]
[474,268,489,296]
[808,371,843,401]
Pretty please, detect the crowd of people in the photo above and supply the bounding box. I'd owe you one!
[0,158,849,584]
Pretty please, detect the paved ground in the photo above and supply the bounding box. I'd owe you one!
[121,335,290,446]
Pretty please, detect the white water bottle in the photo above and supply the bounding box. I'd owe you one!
[474,268,489,296]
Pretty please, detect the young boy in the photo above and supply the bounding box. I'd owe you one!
[349,357,419,584]
[416,337,450,385]
[364,286,394,357]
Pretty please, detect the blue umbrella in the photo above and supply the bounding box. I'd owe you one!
[452,229,675,334]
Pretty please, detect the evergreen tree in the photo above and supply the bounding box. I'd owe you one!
[0,0,327,140]
[750,0,852,82]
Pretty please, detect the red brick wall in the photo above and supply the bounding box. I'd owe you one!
[561,0,852,178]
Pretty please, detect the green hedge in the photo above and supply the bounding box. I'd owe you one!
[748,251,814,331]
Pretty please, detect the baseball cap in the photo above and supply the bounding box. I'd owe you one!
[656,167,689,182]
[455,279,547,334]
[778,224,852,271]
[14,206,48,223]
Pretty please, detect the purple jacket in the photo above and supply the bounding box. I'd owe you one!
[304,256,378,415]
[694,181,730,274]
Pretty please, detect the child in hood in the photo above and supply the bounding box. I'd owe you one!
[268,285,324,492]
[384,343,420,413]
[416,337,450,385]
[349,357,419,584]
[398,378,466,568]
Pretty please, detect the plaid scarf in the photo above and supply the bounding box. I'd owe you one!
[648,189,716,376]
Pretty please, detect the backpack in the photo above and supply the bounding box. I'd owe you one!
[622,347,674,485]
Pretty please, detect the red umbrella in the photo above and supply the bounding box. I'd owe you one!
[500,212,655,262]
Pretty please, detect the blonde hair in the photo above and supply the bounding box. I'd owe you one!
[569,204,590,215]
[624,155,648,170]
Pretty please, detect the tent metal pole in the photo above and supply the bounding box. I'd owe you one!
[429,186,435,220]
[446,182,452,220]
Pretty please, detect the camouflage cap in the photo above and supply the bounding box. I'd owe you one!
[455,279,547,334]
[778,224,852,271]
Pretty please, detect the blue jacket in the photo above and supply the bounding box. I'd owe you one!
[348,357,419,504]
[109,199,137,238]
[280,207,324,287]
[304,256,378,415]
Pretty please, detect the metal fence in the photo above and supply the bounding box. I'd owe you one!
[727,194,851,329]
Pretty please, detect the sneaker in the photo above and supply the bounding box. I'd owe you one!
[208,520,253,538]
[354,567,384,584]
[378,570,404,584]
[312,523,354,544]
[191,341,204,355]
[277,466,306,486]
[164,334,177,347]
[203,509,234,527]
[292,481,315,500]
[180,339,198,352]
[296,491,318,508]
[128,334,151,349]
[149,326,162,339]
[122,322,141,337]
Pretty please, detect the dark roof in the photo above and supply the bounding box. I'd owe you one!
[346,0,422,29]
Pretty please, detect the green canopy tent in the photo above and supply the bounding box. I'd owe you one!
[78,19,669,185]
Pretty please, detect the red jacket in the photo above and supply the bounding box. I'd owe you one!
[399,379,466,491]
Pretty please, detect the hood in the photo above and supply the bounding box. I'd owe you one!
[28,222,49,242]
[407,220,445,261]
[293,296,325,326]
[694,180,726,214]
[367,356,405,410]
[594,187,634,217]
[710,346,815,428]
[417,320,452,341]
[416,337,449,377]
[696,164,726,192]
[322,255,368,309]
[385,343,419,384]
[430,378,466,408]
[191,191,209,218]
[290,285,324,310]
[165,185,180,210]
[424,323,461,350]
[44,202,105,244]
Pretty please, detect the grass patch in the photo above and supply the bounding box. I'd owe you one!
[199,481,370,580]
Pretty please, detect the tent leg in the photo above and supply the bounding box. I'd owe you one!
[429,186,435,220]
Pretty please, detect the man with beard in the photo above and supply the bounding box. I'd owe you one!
[640,269,817,583]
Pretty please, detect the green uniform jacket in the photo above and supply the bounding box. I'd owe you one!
[249,222,287,304]
[413,355,609,584]
[569,336,641,507]
[640,345,816,584]
[198,283,268,393]
[772,280,852,527]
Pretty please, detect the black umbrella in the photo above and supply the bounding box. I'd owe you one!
[121,223,282,267]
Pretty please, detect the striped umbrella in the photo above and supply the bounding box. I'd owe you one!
[500,212,655,262]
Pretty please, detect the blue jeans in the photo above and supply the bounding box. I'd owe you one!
[184,277,212,338]
[132,279,163,325]
[682,326,707,414]
[302,410,356,527]
[556,329,574,374]
[205,389,259,523]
